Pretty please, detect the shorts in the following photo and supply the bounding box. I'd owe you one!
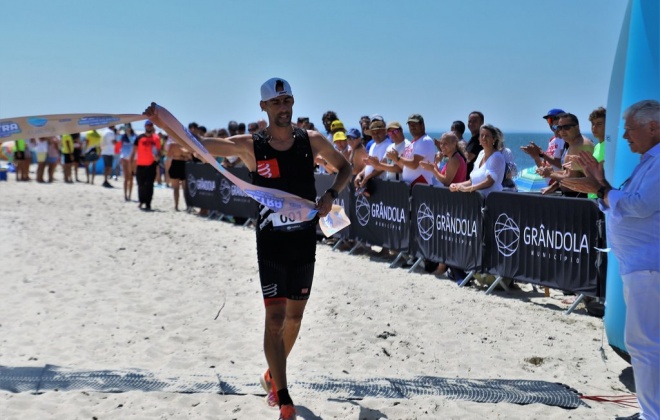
[46,156,58,164]
[103,155,114,168]
[74,149,83,164]
[63,154,74,164]
[168,159,187,180]
[14,151,25,161]
[85,149,99,162]
[256,225,317,303]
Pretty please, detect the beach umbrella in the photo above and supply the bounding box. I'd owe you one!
[0,140,15,161]
[514,166,547,193]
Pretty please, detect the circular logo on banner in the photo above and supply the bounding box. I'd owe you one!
[494,213,520,257]
[355,194,371,226]
[417,202,434,241]
[219,179,232,204]
[187,174,197,198]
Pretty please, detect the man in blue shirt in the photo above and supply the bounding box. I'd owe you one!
[562,99,660,420]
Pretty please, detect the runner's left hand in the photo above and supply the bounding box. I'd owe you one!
[315,192,334,217]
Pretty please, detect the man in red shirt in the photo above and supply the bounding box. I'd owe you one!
[130,120,161,210]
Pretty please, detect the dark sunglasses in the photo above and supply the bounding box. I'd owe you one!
[555,124,576,131]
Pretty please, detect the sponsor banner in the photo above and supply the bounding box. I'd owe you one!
[349,179,410,250]
[483,192,605,296]
[219,167,259,219]
[0,113,145,142]
[314,174,351,239]
[410,185,484,271]
[185,162,221,210]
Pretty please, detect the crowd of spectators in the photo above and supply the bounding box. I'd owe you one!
[7,106,608,212]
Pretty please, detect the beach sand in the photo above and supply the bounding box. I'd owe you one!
[0,173,638,419]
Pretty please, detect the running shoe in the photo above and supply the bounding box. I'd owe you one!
[278,404,296,420]
[259,369,272,393]
[260,369,279,407]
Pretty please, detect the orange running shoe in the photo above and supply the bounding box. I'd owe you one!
[278,404,296,420]
[260,369,279,408]
[259,369,272,393]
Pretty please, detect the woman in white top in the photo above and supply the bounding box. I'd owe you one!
[449,124,506,197]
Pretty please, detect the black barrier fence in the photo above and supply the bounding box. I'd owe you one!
[483,192,606,297]
[410,185,484,272]
[185,163,258,219]
[181,166,606,298]
[349,179,410,251]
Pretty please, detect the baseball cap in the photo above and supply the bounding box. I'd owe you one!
[333,132,347,142]
[407,114,424,124]
[260,77,293,101]
[387,121,402,131]
[346,128,361,139]
[542,108,565,119]
[144,120,154,126]
[365,120,386,135]
[370,114,384,122]
[330,120,345,131]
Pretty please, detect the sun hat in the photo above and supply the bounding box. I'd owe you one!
[333,132,347,142]
[330,120,345,131]
[542,108,565,119]
[346,128,361,139]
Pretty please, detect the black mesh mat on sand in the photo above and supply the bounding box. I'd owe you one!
[0,364,586,409]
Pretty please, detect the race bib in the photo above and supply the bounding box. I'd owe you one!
[268,212,305,230]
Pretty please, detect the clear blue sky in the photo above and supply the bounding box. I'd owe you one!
[0,0,628,133]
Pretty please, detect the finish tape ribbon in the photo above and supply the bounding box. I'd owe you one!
[0,107,349,237]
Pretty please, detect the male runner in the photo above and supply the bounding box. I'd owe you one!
[145,77,351,420]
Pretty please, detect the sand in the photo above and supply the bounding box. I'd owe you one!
[0,172,638,419]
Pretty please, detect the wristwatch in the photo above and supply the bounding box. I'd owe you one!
[597,185,610,199]
[325,188,338,199]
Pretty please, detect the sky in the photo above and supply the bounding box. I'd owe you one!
[0,0,629,134]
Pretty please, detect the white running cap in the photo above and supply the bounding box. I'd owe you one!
[260,78,293,101]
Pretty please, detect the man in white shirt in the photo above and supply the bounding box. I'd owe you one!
[365,121,410,181]
[387,114,436,186]
[101,126,117,188]
[353,118,392,195]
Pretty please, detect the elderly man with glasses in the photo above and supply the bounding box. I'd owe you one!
[561,99,660,420]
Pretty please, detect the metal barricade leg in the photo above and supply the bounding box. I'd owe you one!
[331,239,345,252]
[564,294,585,315]
[458,270,476,287]
[390,251,406,268]
[485,276,510,294]
[407,257,424,273]
[348,240,364,255]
